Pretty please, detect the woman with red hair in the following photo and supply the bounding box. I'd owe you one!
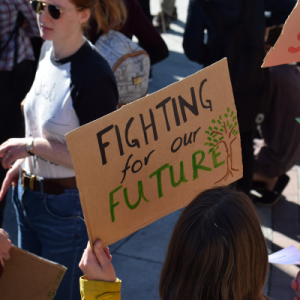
[0,0,118,299]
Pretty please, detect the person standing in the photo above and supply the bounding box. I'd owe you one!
[0,0,40,228]
[0,0,118,299]
[183,0,296,195]
[153,0,177,30]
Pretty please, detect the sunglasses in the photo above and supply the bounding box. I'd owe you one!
[30,0,64,19]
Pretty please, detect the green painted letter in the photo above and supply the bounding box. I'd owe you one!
[192,150,212,180]
[149,163,169,198]
[212,150,225,168]
[123,180,150,210]
[109,185,123,223]
[169,161,188,187]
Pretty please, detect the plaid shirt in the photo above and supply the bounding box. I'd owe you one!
[0,0,40,71]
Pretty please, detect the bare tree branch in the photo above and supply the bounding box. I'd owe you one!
[212,130,223,136]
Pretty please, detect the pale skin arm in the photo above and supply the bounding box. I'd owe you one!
[0,137,73,201]
[79,240,115,282]
[0,137,73,170]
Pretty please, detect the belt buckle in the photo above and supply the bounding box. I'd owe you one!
[29,175,36,191]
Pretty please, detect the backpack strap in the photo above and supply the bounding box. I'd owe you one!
[0,12,25,64]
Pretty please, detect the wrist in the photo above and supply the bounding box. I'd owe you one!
[26,138,35,156]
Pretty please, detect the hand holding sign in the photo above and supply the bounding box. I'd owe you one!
[66,59,243,247]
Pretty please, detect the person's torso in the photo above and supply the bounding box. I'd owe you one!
[24,41,79,178]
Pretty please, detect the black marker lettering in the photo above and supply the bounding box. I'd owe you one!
[172,98,181,126]
[97,125,114,165]
[144,150,155,165]
[125,117,140,148]
[156,97,171,131]
[140,109,158,145]
[121,154,133,184]
[171,137,182,153]
[178,87,199,122]
[132,160,143,173]
[193,127,201,142]
[199,79,212,111]
[115,125,124,156]
[183,132,193,146]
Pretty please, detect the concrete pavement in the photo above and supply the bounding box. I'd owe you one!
[3,1,300,299]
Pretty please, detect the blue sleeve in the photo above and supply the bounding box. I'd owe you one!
[183,0,207,64]
[265,0,296,27]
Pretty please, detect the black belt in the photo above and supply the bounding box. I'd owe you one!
[21,169,77,195]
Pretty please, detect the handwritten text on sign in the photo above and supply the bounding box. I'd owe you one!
[66,58,243,247]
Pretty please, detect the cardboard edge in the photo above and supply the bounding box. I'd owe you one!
[10,246,67,271]
[65,135,95,251]
[262,0,299,68]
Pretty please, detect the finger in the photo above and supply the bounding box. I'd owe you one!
[5,153,17,169]
[93,240,111,268]
[104,246,112,261]
[0,174,13,201]
[1,152,10,169]
[0,142,9,156]
[2,251,10,261]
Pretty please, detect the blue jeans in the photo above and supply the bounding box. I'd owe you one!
[12,178,88,300]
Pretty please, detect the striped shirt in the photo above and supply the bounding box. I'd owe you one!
[0,0,40,71]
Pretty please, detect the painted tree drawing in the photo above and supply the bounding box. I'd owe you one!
[204,107,239,184]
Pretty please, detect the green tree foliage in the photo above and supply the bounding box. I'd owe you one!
[204,107,239,153]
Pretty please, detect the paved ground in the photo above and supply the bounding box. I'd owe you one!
[3,1,300,299]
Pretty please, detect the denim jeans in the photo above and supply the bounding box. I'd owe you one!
[12,178,88,300]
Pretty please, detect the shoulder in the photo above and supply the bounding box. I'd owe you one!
[70,41,116,87]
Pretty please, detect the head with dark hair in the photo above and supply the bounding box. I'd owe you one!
[159,187,269,300]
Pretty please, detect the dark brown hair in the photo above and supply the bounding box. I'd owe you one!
[159,187,269,300]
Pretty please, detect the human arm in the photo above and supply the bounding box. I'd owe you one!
[0,158,24,201]
[121,0,169,65]
[79,241,121,300]
[265,0,296,27]
[0,229,12,267]
[0,137,74,170]
[183,0,207,64]
[291,270,300,300]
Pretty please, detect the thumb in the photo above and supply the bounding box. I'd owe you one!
[94,240,110,268]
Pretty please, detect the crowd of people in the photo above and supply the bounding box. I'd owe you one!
[0,0,300,299]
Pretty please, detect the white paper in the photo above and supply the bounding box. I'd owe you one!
[268,245,300,265]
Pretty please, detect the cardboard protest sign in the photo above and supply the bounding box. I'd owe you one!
[66,58,243,247]
[0,246,66,300]
[262,0,300,68]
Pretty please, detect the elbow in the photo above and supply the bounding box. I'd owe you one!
[183,39,196,62]
[183,39,205,64]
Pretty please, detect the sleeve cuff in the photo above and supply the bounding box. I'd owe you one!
[80,276,122,293]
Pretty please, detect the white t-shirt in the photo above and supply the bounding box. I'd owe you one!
[24,40,118,178]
